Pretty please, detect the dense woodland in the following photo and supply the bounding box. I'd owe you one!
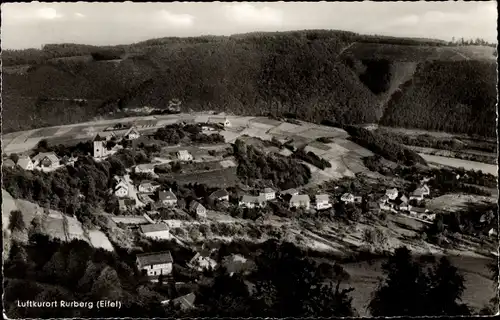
[153,124,224,145]
[3,31,496,137]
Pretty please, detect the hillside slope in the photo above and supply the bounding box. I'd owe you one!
[2,30,497,137]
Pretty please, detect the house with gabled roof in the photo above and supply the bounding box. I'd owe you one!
[176,150,193,161]
[239,195,266,208]
[259,187,276,201]
[189,201,207,219]
[16,156,34,171]
[209,189,229,202]
[138,180,161,194]
[123,126,141,140]
[140,223,172,240]
[167,293,196,310]
[315,194,332,210]
[385,188,399,201]
[114,180,129,198]
[32,152,60,170]
[340,193,355,203]
[188,248,217,271]
[158,189,177,207]
[290,194,311,210]
[136,251,173,279]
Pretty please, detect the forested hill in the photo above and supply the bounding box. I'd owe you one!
[3,30,497,137]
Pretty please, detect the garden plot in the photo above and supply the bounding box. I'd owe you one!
[66,215,88,242]
[269,122,308,135]
[88,230,114,251]
[419,154,498,176]
[219,130,243,143]
[43,211,67,241]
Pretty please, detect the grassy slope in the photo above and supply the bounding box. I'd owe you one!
[2,31,497,138]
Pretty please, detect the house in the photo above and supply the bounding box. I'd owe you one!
[135,163,155,175]
[123,126,141,140]
[207,116,231,127]
[290,194,311,210]
[188,249,218,271]
[209,189,230,202]
[340,193,355,203]
[259,188,276,201]
[136,251,173,279]
[177,150,193,161]
[114,180,129,198]
[280,188,299,197]
[3,159,15,168]
[410,185,431,201]
[315,194,332,210]
[32,152,60,169]
[239,195,266,208]
[93,134,109,158]
[408,206,429,217]
[394,195,410,211]
[170,293,196,310]
[140,223,172,240]
[488,228,498,238]
[138,180,161,194]
[385,188,399,201]
[189,201,207,219]
[158,189,177,207]
[16,156,34,170]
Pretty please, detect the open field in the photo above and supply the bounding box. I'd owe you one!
[65,215,88,242]
[165,167,239,188]
[420,154,498,176]
[426,194,497,212]
[88,230,114,251]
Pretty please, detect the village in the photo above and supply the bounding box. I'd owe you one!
[2,113,498,311]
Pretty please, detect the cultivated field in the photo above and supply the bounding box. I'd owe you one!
[88,230,114,251]
[420,154,498,176]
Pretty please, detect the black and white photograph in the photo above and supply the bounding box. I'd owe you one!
[1,1,498,318]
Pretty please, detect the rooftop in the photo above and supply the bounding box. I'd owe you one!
[316,194,330,202]
[140,223,170,234]
[263,187,275,194]
[136,250,173,266]
[290,194,310,203]
[159,190,177,201]
[210,189,229,198]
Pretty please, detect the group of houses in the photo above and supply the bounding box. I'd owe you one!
[3,151,69,172]
[378,184,436,221]
[93,126,141,159]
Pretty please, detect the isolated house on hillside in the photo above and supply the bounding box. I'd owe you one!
[385,188,399,201]
[136,251,173,279]
[158,190,177,207]
[189,201,207,219]
[290,194,311,210]
[16,156,34,170]
[340,193,355,203]
[177,150,193,161]
[209,189,230,202]
[259,188,276,201]
[315,194,332,210]
[410,185,431,202]
[207,116,231,127]
[140,223,172,240]
[32,152,60,169]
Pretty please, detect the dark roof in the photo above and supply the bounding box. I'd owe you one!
[136,251,173,266]
[189,201,204,212]
[3,159,15,167]
[94,134,107,142]
[173,293,196,309]
[410,207,427,213]
[210,189,229,199]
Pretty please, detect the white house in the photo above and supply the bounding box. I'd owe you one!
[290,194,311,210]
[188,249,218,271]
[167,293,196,310]
[135,164,156,175]
[340,193,355,203]
[189,201,207,219]
[385,188,399,201]
[207,117,231,127]
[177,150,193,161]
[136,251,173,279]
[239,195,266,208]
[488,228,498,238]
[138,181,161,194]
[158,189,177,207]
[410,185,431,202]
[259,188,276,201]
[123,126,141,140]
[32,152,60,169]
[140,223,172,240]
[315,194,332,210]
[209,189,230,202]
[114,181,129,198]
[16,156,34,171]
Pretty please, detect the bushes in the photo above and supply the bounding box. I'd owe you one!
[293,148,332,169]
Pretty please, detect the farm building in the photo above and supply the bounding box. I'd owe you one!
[340,193,355,203]
[138,180,161,193]
[207,116,231,127]
[140,224,172,240]
[290,194,311,210]
[239,195,267,208]
[32,152,60,169]
[280,188,299,197]
[16,156,34,170]
[189,201,207,219]
[259,188,276,201]
[209,189,230,201]
[315,194,332,210]
[158,190,177,207]
[135,164,156,175]
[177,150,193,161]
[385,188,399,201]
[188,249,218,271]
[3,159,15,168]
[136,251,173,279]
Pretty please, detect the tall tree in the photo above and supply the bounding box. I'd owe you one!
[9,210,25,232]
